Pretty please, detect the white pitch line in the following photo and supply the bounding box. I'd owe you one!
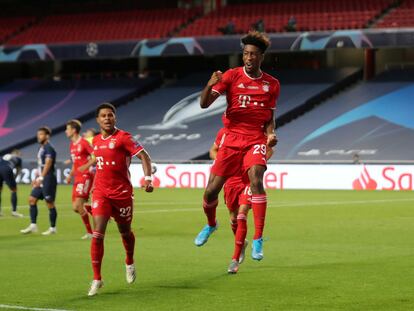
[0,304,71,311]
[1,198,413,219]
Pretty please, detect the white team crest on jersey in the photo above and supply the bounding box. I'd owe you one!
[109,142,115,149]
[77,145,81,152]
[93,201,99,209]
[262,84,269,92]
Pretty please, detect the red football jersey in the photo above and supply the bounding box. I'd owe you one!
[212,66,280,136]
[92,129,144,199]
[69,137,93,174]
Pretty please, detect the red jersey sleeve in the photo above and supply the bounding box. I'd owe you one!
[211,69,234,95]
[270,79,280,110]
[91,136,98,156]
[122,132,144,157]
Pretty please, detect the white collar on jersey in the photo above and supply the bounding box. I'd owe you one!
[101,127,119,140]
[243,66,263,80]
[73,136,82,145]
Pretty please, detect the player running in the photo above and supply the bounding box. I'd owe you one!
[64,120,94,240]
[21,127,58,235]
[195,31,279,262]
[0,149,23,217]
[86,103,154,296]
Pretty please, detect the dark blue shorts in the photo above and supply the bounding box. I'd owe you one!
[0,165,16,189]
[31,175,57,202]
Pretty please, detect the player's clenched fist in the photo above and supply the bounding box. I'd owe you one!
[144,181,154,193]
[267,133,278,147]
[207,70,223,87]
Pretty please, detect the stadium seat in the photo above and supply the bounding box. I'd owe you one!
[7,8,201,45]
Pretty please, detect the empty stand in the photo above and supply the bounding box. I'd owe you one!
[179,0,392,37]
[0,76,159,152]
[0,16,34,43]
[276,69,414,162]
[375,0,414,28]
[7,8,200,45]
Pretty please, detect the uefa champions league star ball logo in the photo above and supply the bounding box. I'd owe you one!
[86,42,99,57]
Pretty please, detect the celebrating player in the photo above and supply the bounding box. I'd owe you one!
[195,31,279,261]
[21,127,58,235]
[64,119,94,239]
[86,103,154,296]
[0,149,23,217]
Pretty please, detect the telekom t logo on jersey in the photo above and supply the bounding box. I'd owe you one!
[96,156,104,170]
[96,156,116,169]
[238,95,265,108]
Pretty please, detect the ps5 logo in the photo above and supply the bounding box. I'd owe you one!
[298,149,377,156]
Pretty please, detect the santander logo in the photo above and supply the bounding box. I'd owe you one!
[352,166,377,190]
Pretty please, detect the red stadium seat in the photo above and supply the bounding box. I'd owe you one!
[6,7,201,45]
[177,0,394,36]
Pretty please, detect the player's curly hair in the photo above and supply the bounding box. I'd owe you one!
[38,126,51,136]
[96,102,116,117]
[66,119,82,133]
[241,30,271,54]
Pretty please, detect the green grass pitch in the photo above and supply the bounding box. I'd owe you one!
[0,185,414,310]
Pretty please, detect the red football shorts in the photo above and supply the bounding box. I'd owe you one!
[72,172,94,201]
[239,185,252,206]
[91,190,134,224]
[224,182,245,212]
[211,131,267,178]
[224,175,252,211]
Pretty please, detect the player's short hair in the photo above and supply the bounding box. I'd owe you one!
[86,128,97,135]
[66,119,82,133]
[241,30,271,54]
[96,102,116,117]
[38,126,51,136]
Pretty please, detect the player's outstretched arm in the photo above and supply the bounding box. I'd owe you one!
[200,71,222,109]
[136,150,154,193]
